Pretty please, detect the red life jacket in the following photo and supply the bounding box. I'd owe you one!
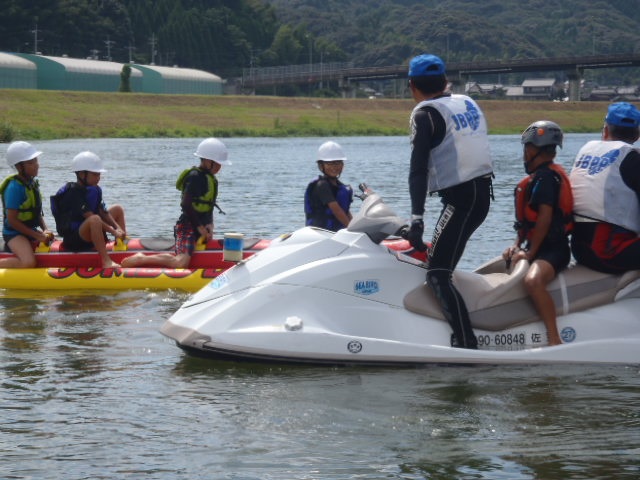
[514,162,574,243]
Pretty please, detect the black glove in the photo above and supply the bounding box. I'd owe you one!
[407,219,427,252]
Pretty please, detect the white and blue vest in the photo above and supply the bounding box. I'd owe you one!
[570,140,640,233]
[411,95,493,192]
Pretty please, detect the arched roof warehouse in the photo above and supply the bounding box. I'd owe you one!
[132,64,223,95]
[5,53,223,95]
[0,53,37,89]
[12,53,143,92]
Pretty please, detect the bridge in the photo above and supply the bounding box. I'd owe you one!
[238,53,640,100]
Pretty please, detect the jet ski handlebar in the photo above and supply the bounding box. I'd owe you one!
[348,184,409,244]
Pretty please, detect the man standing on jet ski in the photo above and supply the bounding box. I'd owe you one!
[405,53,493,349]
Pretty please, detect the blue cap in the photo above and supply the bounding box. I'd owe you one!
[408,54,446,77]
[605,102,640,128]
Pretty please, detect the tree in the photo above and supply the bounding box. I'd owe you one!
[119,64,132,92]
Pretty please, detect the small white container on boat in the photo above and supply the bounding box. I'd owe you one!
[223,233,244,262]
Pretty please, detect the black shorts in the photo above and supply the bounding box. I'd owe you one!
[62,229,94,252]
[3,232,38,253]
[3,234,18,252]
[533,242,571,274]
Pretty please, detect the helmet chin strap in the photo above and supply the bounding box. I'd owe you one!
[16,163,35,182]
[203,159,218,173]
[16,163,28,179]
[77,171,89,186]
[319,162,341,180]
[523,148,541,174]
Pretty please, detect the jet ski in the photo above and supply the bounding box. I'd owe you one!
[161,186,640,365]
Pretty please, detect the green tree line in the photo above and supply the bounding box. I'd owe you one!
[1,0,639,85]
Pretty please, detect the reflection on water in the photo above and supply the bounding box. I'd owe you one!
[1,136,639,480]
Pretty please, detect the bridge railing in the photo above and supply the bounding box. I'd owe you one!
[239,53,640,89]
[242,62,354,84]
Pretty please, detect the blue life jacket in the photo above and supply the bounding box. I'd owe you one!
[304,176,353,231]
[50,182,103,235]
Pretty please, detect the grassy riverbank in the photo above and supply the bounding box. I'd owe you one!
[0,89,610,141]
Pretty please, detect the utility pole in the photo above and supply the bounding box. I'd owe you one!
[127,43,135,63]
[104,37,115,61]
[149,34,157,65]
[31,21,40,54]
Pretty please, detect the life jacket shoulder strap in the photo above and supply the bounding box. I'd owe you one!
[176,167,198,191]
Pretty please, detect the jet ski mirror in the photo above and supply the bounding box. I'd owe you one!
[347,184,407,244]
[354,182,372,201]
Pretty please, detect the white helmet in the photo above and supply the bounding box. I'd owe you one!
[6,141,42,168]
[317,141,346,162]
[194,138,231,165]
[72,151,107,173]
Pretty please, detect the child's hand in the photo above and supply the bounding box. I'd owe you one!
[40,230,55,245]
[113,228,126,240]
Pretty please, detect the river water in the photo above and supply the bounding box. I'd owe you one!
[1,135,638,479]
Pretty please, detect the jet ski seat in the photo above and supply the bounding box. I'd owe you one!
[404,256,640,331]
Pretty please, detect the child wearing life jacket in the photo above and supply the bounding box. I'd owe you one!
[121,137,230,269]
[304,141,353,231]
[0,141,54,268]
[51,151,126,268]
[503,121,573,346]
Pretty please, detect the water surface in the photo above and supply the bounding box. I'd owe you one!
[1,135,638,479]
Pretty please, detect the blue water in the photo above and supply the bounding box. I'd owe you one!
[1,135,639,479]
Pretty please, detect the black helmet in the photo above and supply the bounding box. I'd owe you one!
[521,120,563,148]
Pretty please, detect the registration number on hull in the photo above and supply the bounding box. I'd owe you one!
[477,332,535,348]
[477,326,576,349]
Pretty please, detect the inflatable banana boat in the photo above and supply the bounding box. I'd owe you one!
[0,235,423,292]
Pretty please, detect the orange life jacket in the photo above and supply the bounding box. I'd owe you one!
[514,162,574,243]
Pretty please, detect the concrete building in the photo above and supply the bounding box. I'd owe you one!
[521,78,563,100]
[505,78,564,100]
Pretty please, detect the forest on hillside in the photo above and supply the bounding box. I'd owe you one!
[1,0,639,86]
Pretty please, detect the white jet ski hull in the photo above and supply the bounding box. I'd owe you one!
[161,191,640,366]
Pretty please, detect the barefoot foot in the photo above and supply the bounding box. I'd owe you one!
[120,252,144,268]
[102,259,121,268]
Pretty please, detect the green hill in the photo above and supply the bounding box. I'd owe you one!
[2,1,639,88]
